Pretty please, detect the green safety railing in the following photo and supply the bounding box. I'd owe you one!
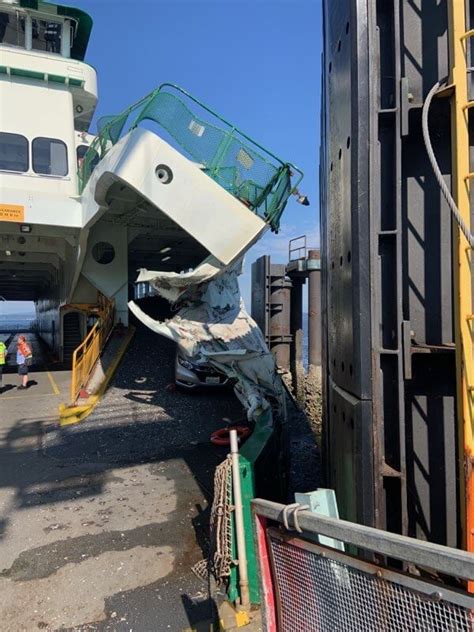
[228,406,285,605]
[78,83,303,232]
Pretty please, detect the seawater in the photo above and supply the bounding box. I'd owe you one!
[0,315,34,332]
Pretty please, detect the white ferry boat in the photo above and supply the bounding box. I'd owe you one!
[0,0,302,385]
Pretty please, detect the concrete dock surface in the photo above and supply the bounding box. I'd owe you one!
[0,329,243,630]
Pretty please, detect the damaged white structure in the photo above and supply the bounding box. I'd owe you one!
[0,10,303,411]
[129,259,285,421]
[76,84,304,421]
[0,0,303,410]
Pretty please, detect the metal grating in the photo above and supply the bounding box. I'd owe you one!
[268,533,474,632]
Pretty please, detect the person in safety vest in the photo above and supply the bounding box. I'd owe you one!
[16,335,32,390]
[0,339,6,392]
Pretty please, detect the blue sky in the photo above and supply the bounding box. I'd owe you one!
[2,0,322,315]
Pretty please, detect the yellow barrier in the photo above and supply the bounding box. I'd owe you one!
[60,326,135,426]
[450,1,474,591]
[70,296,115,404]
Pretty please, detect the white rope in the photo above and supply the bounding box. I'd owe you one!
[422,78,474,249]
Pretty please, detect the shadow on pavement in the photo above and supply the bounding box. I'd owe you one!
[0,324,243,630]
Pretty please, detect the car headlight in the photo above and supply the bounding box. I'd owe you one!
[178,356,194,370]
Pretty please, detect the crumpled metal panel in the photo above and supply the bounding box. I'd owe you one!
[129,258,284,421]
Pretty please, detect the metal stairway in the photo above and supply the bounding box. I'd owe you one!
[62,312,83,366]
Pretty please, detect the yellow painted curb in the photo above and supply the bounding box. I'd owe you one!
[218,601,251,630]
[46,369,60,395]
[219,610,250,629]
[58,326,136,426]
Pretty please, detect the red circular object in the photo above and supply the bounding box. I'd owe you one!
[210,425,252,446]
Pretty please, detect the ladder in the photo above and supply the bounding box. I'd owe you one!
[450,1,474,591]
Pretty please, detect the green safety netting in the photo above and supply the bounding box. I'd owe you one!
[79,84,303,232]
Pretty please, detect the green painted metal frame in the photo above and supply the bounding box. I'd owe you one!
[78,83,303,232]
[227,407,276,604]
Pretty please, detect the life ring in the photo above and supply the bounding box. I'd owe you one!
[210,425,252,446]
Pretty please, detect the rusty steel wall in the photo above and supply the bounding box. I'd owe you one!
[251,256,292,371]
[321,0,460,547]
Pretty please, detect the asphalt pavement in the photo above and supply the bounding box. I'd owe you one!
[0,327,243,631]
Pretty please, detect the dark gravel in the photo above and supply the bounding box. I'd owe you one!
[44,328,244,466]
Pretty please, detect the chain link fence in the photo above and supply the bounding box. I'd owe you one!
[268,530,473,632]
[253,499,474,632]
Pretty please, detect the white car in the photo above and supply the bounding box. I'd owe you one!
[174,352,229,389]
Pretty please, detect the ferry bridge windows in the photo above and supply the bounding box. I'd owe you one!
[32,137,68,176]
[0,11,26,48]
[31,19,62,54]
[0,11,73,56]
[0,132,28,172]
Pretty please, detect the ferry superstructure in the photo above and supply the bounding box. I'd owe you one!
[0,0,302,395]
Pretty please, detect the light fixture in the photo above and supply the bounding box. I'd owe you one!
[5,250,11,256]
[292,189,310,206]
[297,195,310,206]
[20,224,31,233]
[159,246,171,254]
[161,256,171,262]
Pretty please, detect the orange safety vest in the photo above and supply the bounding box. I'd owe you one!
[18,340,32,358]
[0,342,5,365]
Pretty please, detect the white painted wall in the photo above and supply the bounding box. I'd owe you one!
[0,79,78,190]
[81,221,129,325]
[0,45,98,131]
[0,78,83,226]
[0,46,98,101]
[82,128,267,266]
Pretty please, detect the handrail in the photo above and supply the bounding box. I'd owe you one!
[253,498,474,582]
[157,84,303,176]
[69,297,114,403]
[288,235,307,261]
[78,83,304,231]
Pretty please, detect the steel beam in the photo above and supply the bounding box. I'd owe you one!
[307,249,321,368]
[289,276,305,405]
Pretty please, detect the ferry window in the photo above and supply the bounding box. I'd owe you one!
[32,138,68,176]
[0,11,26,48]
[0,133,28,172]
[31,19,62,54]
[77,145,99,171]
